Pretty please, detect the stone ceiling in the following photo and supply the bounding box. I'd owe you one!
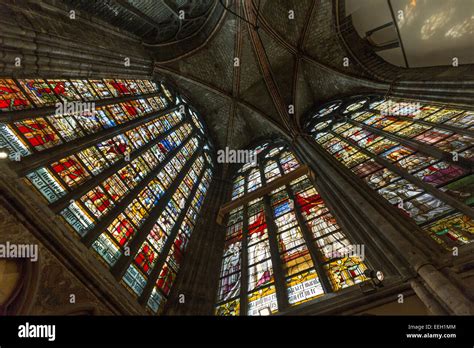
[61,0,218,44]
[154,0,386,151]
[68,0,387,151]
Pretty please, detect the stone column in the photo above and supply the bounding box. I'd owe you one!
[164,172,231,315]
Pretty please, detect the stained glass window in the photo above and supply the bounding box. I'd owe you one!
[46,79,82,102]
[280,151,299,174]
[0,78,214,315]
[70,80,97,101]
[306,96,473,249]
[216,142,369,315]
[0,79,32,111]
[14,118,62,151]
[51,155,91,189]
[247,168,262,193]
[264,160,281,183]
[89,79,113,98]
[17,79,59,106]
[232,176,244,200]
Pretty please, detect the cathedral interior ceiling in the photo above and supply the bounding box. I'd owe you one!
[23,0,386,150]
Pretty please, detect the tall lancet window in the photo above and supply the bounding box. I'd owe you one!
[215,142,369,316]
[0,79,214,314]
[305,95,473,250]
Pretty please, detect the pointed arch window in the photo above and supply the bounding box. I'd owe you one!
[0,78,214,314]
[216,142,370,316]
[305,95,473,249]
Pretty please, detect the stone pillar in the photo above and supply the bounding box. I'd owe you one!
[164,172,231,315]
[292,134,474,315]
[410,279,448,315]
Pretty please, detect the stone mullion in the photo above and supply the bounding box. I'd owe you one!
[258,161,289,311]
[0,90,165,123]
[111,147,205,280]
[328,129,474,220]
[48,120,187,213]
[262,194,290,311]
[348,119,473,169]
[11,104,182,176]
[284,185,333,294]
[137,153,205,306]
[81,131,198,247]
[239,204,249,315]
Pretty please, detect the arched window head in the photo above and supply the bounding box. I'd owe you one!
[306,95,473,249]
[230,141,300,201]
[216,141,370,316]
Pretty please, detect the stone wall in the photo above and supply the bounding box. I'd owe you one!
[0,0,153,79]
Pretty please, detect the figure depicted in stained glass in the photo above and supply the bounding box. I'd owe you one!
[220,241,241,301]
[157,264,176,296]
[110,216,135,246]
[51,156,90,188]
[135,243,156,273]
[14,119,62,150]
[18,79,59,106]
[47,80,82,102]
[248,246,272,290]
[0,79,31,111]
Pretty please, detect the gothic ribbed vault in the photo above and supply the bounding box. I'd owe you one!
[65,0,390,154]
